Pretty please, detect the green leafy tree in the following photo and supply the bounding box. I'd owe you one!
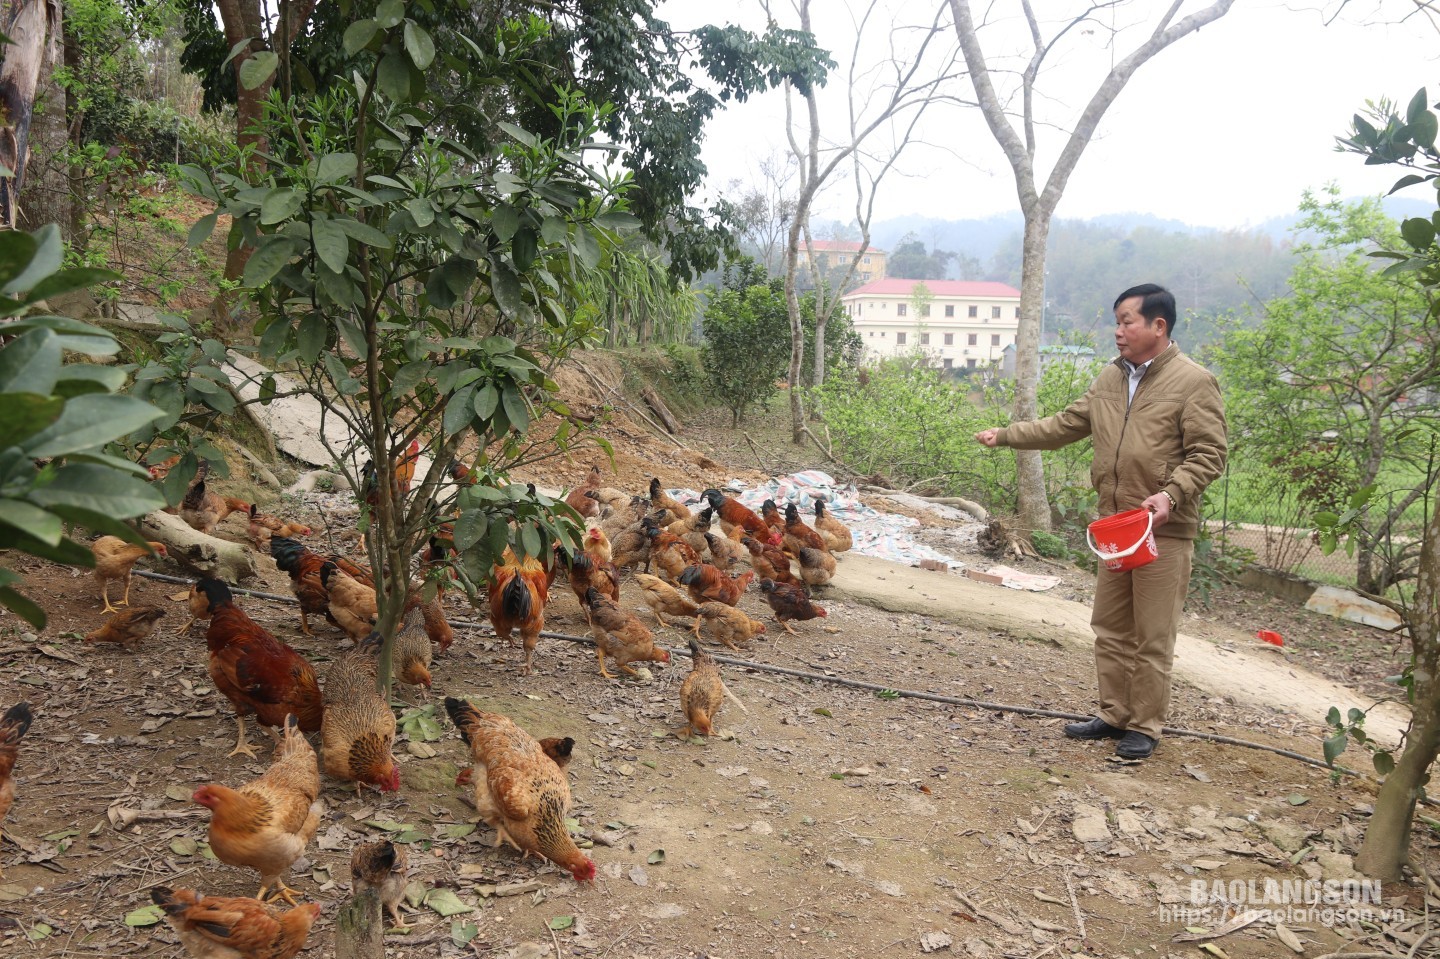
[888,233,955,280]
[702,261,857,426]
[814,358,1005,497]
[183,12,634,692]
[949,0,1236,537]
[701,276,797,427]
[0,225,167,625]
[1211,188,1438,595]
[179,0,832,282]
[1323,87,1440,881]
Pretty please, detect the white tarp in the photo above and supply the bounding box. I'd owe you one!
[665,470,969,570]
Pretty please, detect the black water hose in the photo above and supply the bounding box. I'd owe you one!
[130,567,1388,783]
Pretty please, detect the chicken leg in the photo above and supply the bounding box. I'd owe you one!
[596,647,614,679]
[119,571,134,608]
[779,620,800,636]
[100,582,121,615]
[258,879,303,905]
[227,715,259,759]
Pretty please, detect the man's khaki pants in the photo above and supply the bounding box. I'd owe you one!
[1091,535,1194,740]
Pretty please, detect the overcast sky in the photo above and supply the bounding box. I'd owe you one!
[657,0,1438,230]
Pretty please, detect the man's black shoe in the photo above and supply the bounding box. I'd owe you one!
[1115,731,1157,760]
[1064,717,1125,740]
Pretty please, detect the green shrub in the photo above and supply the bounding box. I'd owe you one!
[1030,529,1070,561]
[813,357,1012,499]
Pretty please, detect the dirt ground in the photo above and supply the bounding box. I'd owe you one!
[0,376,1435,959]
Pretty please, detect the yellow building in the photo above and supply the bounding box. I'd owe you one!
[841,278,1022,371]
[796,240,887,284]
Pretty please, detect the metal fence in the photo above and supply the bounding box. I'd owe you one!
[1206,463,1428,591]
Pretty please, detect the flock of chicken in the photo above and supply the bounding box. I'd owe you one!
[0,460,853,958]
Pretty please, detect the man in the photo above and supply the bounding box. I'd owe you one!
[975,284,1226,760]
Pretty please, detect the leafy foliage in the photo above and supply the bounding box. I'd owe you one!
[178,0,834,281]
[0,226,167,626]
[1211,189,1438,594]
[701,281,796,427]
[181,8,635,688]
[1317,87,1440,879]
[700,261,857,426]
[815,359,1006,497]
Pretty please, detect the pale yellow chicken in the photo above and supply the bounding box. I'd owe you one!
[320,561,377,640]
[693,602,768,651]
[192,716,323,904]
[633,572,701,627]
[91,536,167,613]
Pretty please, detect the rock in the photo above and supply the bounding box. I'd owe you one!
[1305,584,1405,630]
[649,903,686,920]
[1115,809,1146,837]
[1192,859,1224,871]
[920,930,953,953]
[1071,804,1111,843]
[1313,849,1361,881]
[750,821,773,835]
[874,880,904,897]
[1258,818,1309,854]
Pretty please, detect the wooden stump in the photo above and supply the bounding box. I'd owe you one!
[334,887,384,959]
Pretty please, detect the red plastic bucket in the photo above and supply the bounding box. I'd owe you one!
[1086,509,1158,572]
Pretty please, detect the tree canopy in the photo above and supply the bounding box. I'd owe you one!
[176,0,834,281]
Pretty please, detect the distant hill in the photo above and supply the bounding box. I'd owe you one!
[864,195,1434,264]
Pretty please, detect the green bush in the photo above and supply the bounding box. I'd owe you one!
[813,357,1011,497]
[1030,529,1070,561]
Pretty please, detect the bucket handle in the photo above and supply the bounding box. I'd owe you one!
[1086,510,1155,561]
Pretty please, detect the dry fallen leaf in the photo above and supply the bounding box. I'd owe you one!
[1274,924,1304,953]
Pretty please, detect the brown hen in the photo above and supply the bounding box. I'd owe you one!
[85,606,166,651]
[151,884,320,959]
[321,637,400,795]
[444,697,596,882]
[584,587,671,678]
[193,578,324,758]
[0,702,32,878]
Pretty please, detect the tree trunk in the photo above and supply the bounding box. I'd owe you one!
[784,229,806,445]
[812,315,827,387]
[0,0,60,229]
[1355,477,1440,880]
[1013,211,1053,533]
[948,0,1236,537]
[212,0,317,305]
[17,0,67,237]
[61,18,83,243]
[137,510,261,583]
